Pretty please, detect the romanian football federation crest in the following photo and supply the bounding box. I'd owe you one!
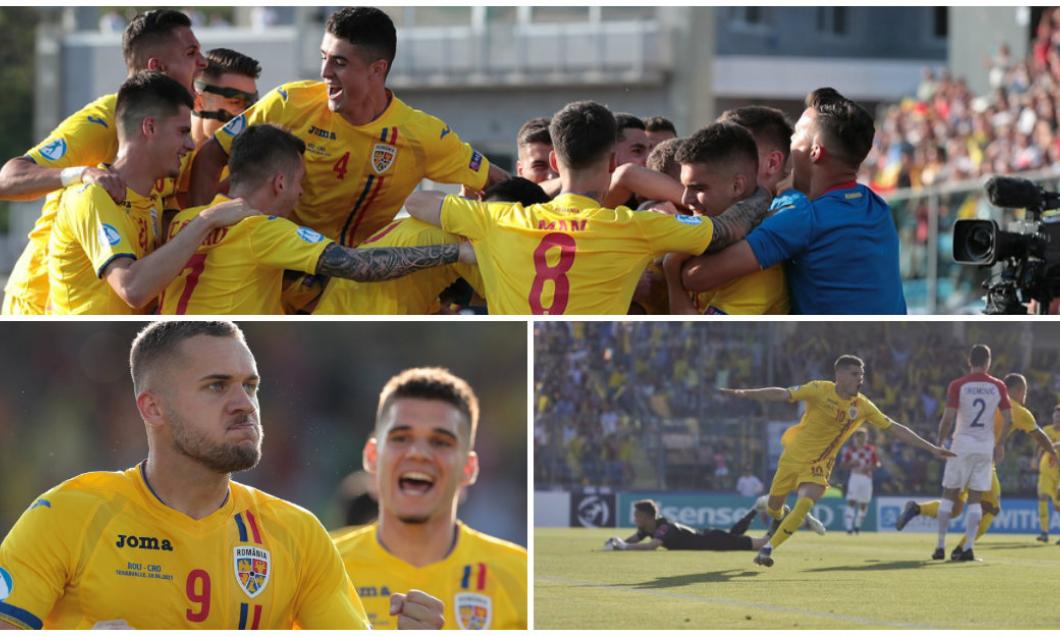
[848,405,859,420]
[233,546,270,598]
[454,593,491,630]
[372,143,397,174]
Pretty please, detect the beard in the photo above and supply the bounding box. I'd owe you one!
[165,406,263,474]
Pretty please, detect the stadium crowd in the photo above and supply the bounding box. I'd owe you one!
[866,8,1060,191]
[535,322,1058,497]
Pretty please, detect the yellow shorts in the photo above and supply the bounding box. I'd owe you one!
[956,467,1002,508]
[769,454,832,497]
[1,292,45,316]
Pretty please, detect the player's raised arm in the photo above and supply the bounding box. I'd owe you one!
[403,191,447,227]
[884,421,956,460]
[604,163,684,209]
[0,158,122,203]
[314,241,471,282]
[1028,426,1060,463]
[720,386,792,402]
[104,198,260,308]
[187,137,229,206]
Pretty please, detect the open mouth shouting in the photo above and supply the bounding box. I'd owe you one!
[398,471,436,496]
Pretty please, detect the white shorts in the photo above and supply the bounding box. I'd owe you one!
[942,451,993,492]
[846,472,873,504]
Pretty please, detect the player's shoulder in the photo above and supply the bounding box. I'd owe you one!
[331,522,377,555]
[30,468,140,512]
[231,480,324,529]
[458,523,528,564]
[265,80,322,105]
[60,181,118,214]
[391,95,448,132]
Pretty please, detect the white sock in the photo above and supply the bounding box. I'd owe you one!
[964,503,982,552]
[844,506,855,531]
[855,507,866,529]
[937,499,954,549]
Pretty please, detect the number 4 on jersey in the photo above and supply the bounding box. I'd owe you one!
[333,152,350,180]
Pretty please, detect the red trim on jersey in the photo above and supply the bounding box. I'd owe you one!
[251,604,262,629]
[822,180,858,196]
[476,563,487,590]
[245,509,263,544]
[946,372,1011,410]
[347,176,386,243]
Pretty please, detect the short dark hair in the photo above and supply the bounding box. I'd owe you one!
[116,71,194,138]
[969,344,991,368]
[517,117,552,147]
[1003,372,1026,392]
[615,112,646,140]
[483,177,550,206]
[376,367,479,447]
[123,10,192,72]
[203,48,262,81]
[675,122,759,175]
[325,7,396,73]
[718,106,793,159]
[644,116,677,135]
[806,87,875,169]
[834,354,865,372]
[549,101,617,171]
[633,499,658,516]
[228,124,306,189]
[130,321,244,394]
[646,137,684,179]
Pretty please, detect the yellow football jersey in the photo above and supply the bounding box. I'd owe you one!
[333,522,527,630]
[781,381,894,464]
[0,464,369,629]
[693,264,789,315]
[1040,424,1060,474]
[159,194,332,315]
[440,193,714,315]
[3,94,187,314]
[313,218,483,315]
[994,400,1037,443]
[214,81,489,246]
[47,182,161,315]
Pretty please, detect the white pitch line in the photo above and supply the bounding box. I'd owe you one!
[535,574,955,630]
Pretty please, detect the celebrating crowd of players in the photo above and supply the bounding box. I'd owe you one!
[0,7,909,315]
[0,322,527,629]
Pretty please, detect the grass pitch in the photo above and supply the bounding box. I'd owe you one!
[535,528,1060,629]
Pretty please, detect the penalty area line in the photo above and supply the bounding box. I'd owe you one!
[535,574,948,629]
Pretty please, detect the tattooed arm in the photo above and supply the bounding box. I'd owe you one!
[704,186,772,253]
[314,242,470,282]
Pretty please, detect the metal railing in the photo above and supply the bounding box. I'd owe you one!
[885,168,1060,314]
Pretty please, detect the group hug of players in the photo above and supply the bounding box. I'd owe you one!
[0,7,908,316]
[0,322,527,629]
[605,346,1060,565]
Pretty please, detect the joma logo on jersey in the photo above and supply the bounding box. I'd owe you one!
[356,585,392,597]
[308,126,337,140]
[115,534,174,551]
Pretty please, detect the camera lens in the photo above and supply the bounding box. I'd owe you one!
[966,225,994,261]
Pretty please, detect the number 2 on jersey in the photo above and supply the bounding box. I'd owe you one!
[185,569,211,622]
[529,233,577,314]
[969,397,986,427]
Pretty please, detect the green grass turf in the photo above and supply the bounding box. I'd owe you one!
[535,527,1060,629]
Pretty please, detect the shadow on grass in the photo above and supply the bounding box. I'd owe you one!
[803,559,945,573]
[981,541,1055,550]
[619,570,763,589]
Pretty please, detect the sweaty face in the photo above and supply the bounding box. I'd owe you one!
[152,106,195,179]
[370,398,474,525]
[154,26,207,95]
[155,335,262,474]
[790,108,816,195]
[516,142,557,184]
[679,162,741,217]
[835,365,865,396]
[615,127,650,167]
[320,33,384,115]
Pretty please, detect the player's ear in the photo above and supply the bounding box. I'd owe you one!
[363,437,379,474]
[370,59,389,82]
[548,150,559,174]
[140,116,156,139]
[732,173,745,197]
[272,171,287,197]
[136,389,165,428]
[145,57,164,73]
[461,450,479,486]
[608,152,617,174]
[769,150,785,176]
